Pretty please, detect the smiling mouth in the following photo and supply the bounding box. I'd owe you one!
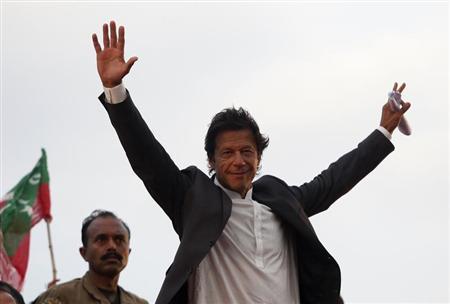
[231,170,248,175]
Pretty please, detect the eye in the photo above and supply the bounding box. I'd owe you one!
[114,235,125,244]
[95,234,108,243]
[242,148,255,156]
[221,150,233,158]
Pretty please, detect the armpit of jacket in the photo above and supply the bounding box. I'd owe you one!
[100,92,394,304]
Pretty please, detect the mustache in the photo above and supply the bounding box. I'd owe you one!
[101,252,123,261]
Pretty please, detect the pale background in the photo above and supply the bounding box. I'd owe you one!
[1,1,448,303]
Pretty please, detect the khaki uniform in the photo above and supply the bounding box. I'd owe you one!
[33,272,148,304]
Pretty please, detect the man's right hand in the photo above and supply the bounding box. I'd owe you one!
[92,21,138,88]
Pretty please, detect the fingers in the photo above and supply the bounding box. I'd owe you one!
[400,102,411,114]
[92,33,101,54]
[110,21,117,48]
[102,23,110,48]
[99,21,121,49]
[125,56,138,73]
[118,26,125,51]
[392,82,406,93]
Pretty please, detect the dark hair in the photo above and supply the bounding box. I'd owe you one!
[81,209,130,247]
[0,281,25,304]
[204,107,269,173]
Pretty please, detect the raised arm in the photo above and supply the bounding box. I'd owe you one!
[92,21,138,87]
[292,83,411,216]
[92,22,190,229]
[293,130,394,216]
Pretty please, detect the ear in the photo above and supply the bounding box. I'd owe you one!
[208,157,215,171]
[79,247,87,261]
[256,154,262,173]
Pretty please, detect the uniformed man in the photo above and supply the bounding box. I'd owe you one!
[33,210,148,304]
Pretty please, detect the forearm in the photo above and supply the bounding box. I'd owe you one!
[99,92,188,220]
[293,129,395,216]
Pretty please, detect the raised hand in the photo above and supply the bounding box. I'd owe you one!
[92,21,138,88]
[380,82,412,134]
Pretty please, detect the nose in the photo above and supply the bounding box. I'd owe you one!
[232,152,246,166]
[106,238,117,251]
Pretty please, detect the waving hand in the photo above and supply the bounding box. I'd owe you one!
[92,21,138,87]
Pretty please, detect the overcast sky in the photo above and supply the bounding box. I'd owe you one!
[1,1,448,303]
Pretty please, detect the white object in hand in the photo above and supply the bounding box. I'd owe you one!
[388,91,412,135]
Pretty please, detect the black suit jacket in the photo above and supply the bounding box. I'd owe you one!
[100,93,394,304]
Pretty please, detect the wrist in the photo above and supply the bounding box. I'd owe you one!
[380,124,393,133]
[102,80,122,88]
[377,126,392,140]
[103,83,127,104]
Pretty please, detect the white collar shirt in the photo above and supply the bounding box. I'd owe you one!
[188,178,300,304]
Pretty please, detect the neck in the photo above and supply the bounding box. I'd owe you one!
[87,270,120,291]
[214,177,252,199]
[239,187,250,199]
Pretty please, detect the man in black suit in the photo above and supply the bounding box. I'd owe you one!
[92,21,411,304]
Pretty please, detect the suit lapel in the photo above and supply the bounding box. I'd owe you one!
[253,175,318,239]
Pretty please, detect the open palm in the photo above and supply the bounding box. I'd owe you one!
[92,21,138,88]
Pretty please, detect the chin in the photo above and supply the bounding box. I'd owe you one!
[226,182,242,191]
[102,268,122,277]
[96,264,124,277]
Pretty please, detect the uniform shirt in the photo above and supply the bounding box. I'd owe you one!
[32,271,148,304]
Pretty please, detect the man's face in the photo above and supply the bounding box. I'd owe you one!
[210,129,260,198]
[79,216,130,278]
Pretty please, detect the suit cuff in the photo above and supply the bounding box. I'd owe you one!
[377,126,392,141]
[103,83,127,104]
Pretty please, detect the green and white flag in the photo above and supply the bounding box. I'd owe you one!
[0,149,52,290]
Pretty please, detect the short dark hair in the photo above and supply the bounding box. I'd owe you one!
[204,107,269,173]
[81,210,130,247]
[0,281,25,304]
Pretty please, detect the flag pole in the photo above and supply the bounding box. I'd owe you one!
[45,220,59,288]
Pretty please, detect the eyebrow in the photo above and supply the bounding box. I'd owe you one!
[94,232,126,239]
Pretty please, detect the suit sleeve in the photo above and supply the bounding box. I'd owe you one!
[290,130,395,217]
[99,92,190,224]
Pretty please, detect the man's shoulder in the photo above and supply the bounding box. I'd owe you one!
[254,174,287,187]
[252,174,293,197]
[52,277,83,289]
[181,165,217,186]
[181,165,208,178]
[120,286,149,304]
[33,278,83,303]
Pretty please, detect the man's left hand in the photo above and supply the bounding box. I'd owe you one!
[380,82,411,134]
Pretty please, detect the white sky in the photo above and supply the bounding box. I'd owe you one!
[1,1,448,303]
